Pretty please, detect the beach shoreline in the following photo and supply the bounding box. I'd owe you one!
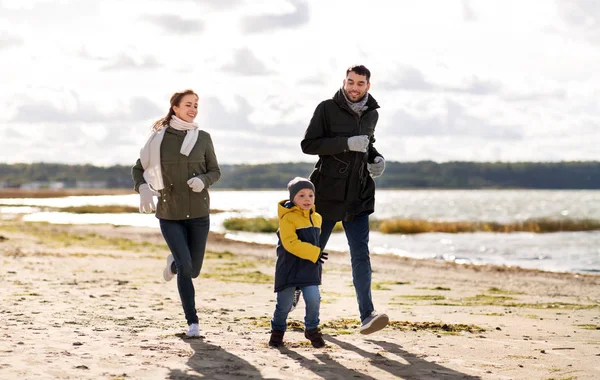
[1,221,599,379]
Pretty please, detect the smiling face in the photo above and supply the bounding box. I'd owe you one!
[293,188,315,210]
[343,71,370,102]
[172,94,199,122]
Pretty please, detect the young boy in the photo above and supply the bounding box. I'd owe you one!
[269,177,328,348]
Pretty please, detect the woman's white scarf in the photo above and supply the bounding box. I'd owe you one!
[139,115,199,191]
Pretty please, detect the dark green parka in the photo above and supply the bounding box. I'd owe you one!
[132,127,221,220]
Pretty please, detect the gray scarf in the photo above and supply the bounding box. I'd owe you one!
[341,88,369,116]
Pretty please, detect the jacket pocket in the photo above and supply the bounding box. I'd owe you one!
[314,156,350,202]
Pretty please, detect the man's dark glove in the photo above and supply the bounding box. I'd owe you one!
[318,251,329,264]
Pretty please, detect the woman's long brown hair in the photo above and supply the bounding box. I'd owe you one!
[151,89,198,131]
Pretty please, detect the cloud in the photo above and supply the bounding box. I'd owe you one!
[503,88,566,102]
[241,0,309,33]
[557,0,600,44]
[0,32,24,50]
[446,76,502,95]
[101,53,162,71]
[462,0,477,21]
[221,48,271,75]
[390,100,523,140]
[380,67,435,91]
[184,0,243,9]
[198,96,303,137]
[9,96,162,124]
[141,14,205,34]
[381,67,503,96]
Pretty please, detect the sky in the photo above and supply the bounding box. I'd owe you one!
[0,0,598,166]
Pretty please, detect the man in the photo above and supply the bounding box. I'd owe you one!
[301,65,388,335]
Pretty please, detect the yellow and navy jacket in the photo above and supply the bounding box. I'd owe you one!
[274,200,322,292]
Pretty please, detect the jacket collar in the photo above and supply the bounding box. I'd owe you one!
[333,88,380,114]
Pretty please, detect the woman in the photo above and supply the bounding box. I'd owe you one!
[132,89,221,337]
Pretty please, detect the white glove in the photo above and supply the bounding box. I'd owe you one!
[347,135,369,152]
[187,177,205,193]
[139,183,158,213]
[368,156,385,178]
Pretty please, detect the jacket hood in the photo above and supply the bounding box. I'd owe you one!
[278,199,315,220]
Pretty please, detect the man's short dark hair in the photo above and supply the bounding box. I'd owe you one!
[346,65,371,83]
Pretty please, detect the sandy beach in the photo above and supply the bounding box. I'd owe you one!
[0,220,599,379]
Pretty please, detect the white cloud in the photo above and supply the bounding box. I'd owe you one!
[0,0,597,165]
[240,0,309,33]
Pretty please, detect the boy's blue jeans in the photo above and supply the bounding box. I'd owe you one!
[159,216,210,326]
[271,285,320,331]
[320,214,374,322]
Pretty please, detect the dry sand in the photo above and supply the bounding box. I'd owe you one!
[0,220,599,379]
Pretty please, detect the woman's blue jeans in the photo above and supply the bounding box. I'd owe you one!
[320,214,374,322]
[159,216,210,326]
[271,285,320,331]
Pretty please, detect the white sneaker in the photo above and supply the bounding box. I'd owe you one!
[163,254,175,282]
[186,323,200,337]
[359,312,389,335]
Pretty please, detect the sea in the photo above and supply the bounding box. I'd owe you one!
[1,189,598,274]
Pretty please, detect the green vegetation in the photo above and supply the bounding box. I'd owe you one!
[247,316,485,335]
[222,216,600,234]
[388,321,485,333]
[1,161,599,189]
[373,281,410,290]
[486,287,524,295]
[378,218,600,234]
[61,205,139,213]
[394,295,447,301]
[1,222,165,252]
[574,324,599,330]
[223,217,278,233]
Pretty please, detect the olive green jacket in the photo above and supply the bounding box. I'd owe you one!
[132,127,221,220]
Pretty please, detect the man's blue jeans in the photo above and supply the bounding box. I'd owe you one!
[320,214,373,322]
[159,216,210,326]
[271,285,320,331]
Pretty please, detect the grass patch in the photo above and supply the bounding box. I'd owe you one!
[523,314,539,319]
[222,216,600,234]
[205,250,236,260]
[394,295,446,301]
[0,188,132,198]
[388,321,485,333]
[486,287,524,295]
[223,217,278,233]
[464,294,516,303]
[61,205,139,214]
[434,297,599,310]
[373,281,410,290]
[575,324,599,330]
[378,217,600,234]
[2,222,165,252]
[203,270,273,284]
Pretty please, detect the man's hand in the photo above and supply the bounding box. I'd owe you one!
[139,183,158,213]
[318,251,329,264]
[368,156,385,178]
[347,135,369,152]
[187,177,205,193]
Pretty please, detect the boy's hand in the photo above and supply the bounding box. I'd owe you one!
[318,251,328,264]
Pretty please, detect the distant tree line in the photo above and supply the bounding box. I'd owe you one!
[0,161,598,189]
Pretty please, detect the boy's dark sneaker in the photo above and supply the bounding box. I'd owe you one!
[289,288,302,312]
[304,327,325,348]
[268,330,285,347]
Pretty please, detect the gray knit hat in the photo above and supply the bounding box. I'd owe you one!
[287,177,315,201]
